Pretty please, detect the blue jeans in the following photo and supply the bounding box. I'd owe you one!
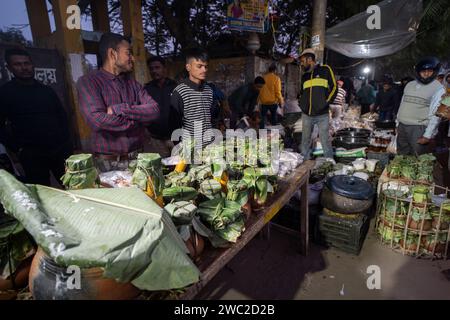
[300,113,333,160]
[260,104,278,128]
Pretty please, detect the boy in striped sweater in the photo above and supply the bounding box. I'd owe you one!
[171,49,215,149]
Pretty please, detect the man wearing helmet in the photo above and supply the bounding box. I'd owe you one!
[396,57,445,155]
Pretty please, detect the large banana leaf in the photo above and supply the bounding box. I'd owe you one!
[0,169,200,291]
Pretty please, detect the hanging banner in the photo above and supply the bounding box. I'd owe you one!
[227,0,269,33]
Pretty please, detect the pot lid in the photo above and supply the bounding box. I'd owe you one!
[326,175,374,200]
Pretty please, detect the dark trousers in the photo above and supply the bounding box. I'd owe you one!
[361,103,371,115]
[379,110,393,121]
[260,104,278,129]
[396,123,428,156]
[18,141,73,186]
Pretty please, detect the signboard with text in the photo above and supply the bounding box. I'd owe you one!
[227,0,269,33]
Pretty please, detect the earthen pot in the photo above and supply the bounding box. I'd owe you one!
[408,219,432,231]
[185,231,205,260]
[431,217,449,230]
[29,247,141,300]
[0,255,33,292]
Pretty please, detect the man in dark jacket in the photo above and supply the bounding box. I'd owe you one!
[0,48,73,186]
[144,56,177,157]
[228,76,265,128]
[374,79,399,121]
[298,48,337,160]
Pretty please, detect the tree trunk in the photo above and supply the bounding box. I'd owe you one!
[155,0,198,52]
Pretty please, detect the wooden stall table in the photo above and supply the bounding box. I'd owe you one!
[176,160,315,300]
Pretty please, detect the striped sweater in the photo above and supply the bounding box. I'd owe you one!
[171,79,214,148]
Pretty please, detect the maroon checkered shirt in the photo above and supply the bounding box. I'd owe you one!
[77,69,160,154]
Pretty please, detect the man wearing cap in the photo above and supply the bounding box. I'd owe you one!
[298,48,337,160]
[396,57,445,155]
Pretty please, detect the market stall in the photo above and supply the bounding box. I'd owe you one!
[0,136,314,300]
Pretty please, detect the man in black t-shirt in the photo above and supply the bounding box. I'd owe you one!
[0,48,73,186]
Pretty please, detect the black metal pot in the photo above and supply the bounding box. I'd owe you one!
[336,128,371,138]
[333,136,369,149]
[375,120,396,129]
[320,175,374,214]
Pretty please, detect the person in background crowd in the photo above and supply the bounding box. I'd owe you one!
[207,82,230,131]
[298,48,337,160]
[259,63,284,128]
[77,33,160,172]
[356,80,376,115]
[144,56,177,158]
[396,57,445,155]
[341,77,355,105]
[437,73,445,84]
[171,49,215,149]
[228,76,265,128]
[0,48,73,186]
[330,79,346,118]
[373,79,399,121]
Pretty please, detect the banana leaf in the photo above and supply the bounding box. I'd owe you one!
[131,153,165,197]
[197,198,242,231]
[164,201,197,226]
[191,216,230,248]
[242,168,273,205]
[378,224,402,243]
[0,215,35,279]
[411,206,432,222]
[165,171,193,188]
[0,169,200,291]
[61,154,99,190]
[226,180,248,206]
[215,216,245,243]
[187,165,212,182]
[199,179,223,199]
[163,186,198,202]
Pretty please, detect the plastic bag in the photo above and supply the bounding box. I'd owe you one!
[387,134,397,154]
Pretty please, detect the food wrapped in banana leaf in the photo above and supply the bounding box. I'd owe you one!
[61,154,99,190]
[242,167,275,206]
[226,180,249,206]
[165,171,193,187]
[187,165,212,182]
[199,179,223,199]
[163,186,198,202]
[197,198,244,243]
[164,201,197,226]
[131,153,165,198]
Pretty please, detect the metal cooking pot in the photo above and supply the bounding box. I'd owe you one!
[320,175,374,214]
[375,120,396,129]
[333,136,369,149]
[336,128,371,138]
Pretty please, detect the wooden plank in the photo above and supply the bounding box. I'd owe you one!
[91,0,110,32]
[120,0,150,84]
[25,0,52,48]
[300,175,309,256]
[177,160,314,299]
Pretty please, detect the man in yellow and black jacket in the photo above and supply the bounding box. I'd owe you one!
[298,48,337,160]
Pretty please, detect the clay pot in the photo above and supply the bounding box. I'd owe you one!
[399,239,418,252]
[29,247,141,300]
[185,231,205,260]
[408,219,432,231]
[241,201,252,219]
[0,255,33,292]
[432,217,449,230]
[421,237,446,254]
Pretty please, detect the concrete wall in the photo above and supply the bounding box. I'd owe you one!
[166,55,300,100]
